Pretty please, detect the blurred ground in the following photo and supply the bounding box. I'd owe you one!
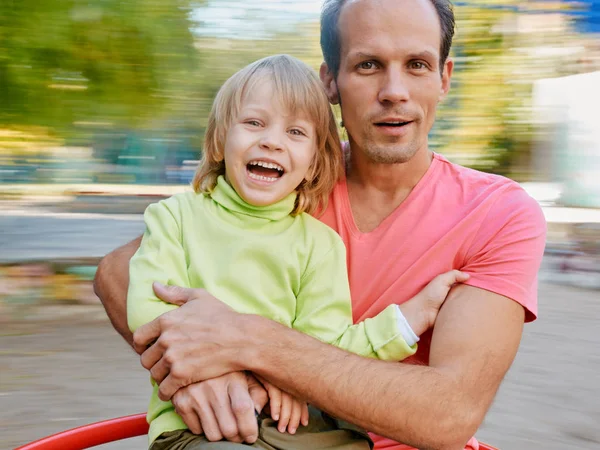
[1,195,599,449]
[2,281,599,450]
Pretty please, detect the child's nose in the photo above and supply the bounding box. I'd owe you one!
[259,129,285,151]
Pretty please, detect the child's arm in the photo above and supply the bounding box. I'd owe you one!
[127,198,191,332]
[293,237,468,361]
[293,237,414,360]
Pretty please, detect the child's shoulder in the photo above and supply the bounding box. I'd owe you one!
[295,212,346,252]
[145,191,205,220]
[161,190,204,208]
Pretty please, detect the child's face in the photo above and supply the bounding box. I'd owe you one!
[224,78,317,207]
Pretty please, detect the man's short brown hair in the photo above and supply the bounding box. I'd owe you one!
[320,0,456,76]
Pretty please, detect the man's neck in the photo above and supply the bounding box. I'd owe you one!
[345,145,433,233]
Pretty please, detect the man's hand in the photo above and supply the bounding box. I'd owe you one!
[133,282,255,401]
[172,372,268,443]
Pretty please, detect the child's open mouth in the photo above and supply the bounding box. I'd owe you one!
[246,160,285,182]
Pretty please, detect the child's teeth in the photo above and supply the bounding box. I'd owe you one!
[248,172,278,182]
[251,161,283,171]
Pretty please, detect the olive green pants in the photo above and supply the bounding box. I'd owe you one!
[150,408,372,450]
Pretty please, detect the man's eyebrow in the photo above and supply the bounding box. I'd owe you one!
[348,50,439,62]
[347,51,379,61]
[408,50,438,61]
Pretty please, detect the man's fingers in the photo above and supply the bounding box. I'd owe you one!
[158,373,183,401]
[188,408,204,436]
[211,395,241,443]
[229,381,259,443]
[175,402,203,435]
[198,402,223,442]
[133,320,162,355]
[150,357,170,385]
[152,282,196,306]
[140,341,164,371]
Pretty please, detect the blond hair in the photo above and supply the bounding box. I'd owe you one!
[192,54,343,216]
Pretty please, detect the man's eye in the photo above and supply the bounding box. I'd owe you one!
[410,61,427,70]
[358,61,377,70]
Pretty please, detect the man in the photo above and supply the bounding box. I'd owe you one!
[94,0,546,449]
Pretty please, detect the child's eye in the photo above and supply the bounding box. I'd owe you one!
[245,120,261,127]
[289,128,306,137]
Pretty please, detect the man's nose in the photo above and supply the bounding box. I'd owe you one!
[378,68,410,104]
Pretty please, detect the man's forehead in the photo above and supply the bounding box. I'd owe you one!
[338,0,441,58]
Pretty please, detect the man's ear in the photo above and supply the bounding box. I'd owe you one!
[320,62,340,105]
[439,58,454,103]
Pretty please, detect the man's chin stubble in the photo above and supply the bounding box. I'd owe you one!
[364,144,419,165]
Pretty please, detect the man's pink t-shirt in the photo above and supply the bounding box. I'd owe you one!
[318,152,547,450]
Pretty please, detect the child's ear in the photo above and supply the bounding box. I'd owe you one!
[213,138,225,162]
[304,156,319,183]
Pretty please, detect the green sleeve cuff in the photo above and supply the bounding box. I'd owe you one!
[364,304,418,361]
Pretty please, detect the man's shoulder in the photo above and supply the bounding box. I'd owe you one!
[435,153,515,190]
[443,156,545,237]
[435,153,540,211]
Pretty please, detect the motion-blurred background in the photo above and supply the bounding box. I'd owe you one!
[1,1,599,449]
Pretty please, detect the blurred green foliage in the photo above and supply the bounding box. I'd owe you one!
[0,0,595,181]
[0,0,199,130]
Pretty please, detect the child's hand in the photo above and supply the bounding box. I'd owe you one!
[400,270,470,336]
[256,376,309,434]
[421,270,470,306]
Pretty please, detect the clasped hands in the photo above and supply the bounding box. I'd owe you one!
[132,282,308,443]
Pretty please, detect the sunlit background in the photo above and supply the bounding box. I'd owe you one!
[2,1,600,449]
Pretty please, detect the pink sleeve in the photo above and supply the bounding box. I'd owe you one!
[461,186,547,322]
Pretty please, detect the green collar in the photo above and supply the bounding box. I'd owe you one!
[209,176,296,221]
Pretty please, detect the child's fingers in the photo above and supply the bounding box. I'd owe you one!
[277,392,293,433]
[436,270,469,287]
[287,400,303,434]
[301,403,309,427]
[266,384,281,421]
[454,270,470,283]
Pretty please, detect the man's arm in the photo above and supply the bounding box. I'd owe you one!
[248,285,523,450]
[134,284,523,450]
[93,236,142,346]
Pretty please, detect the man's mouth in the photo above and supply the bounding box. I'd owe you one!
[246,160,285,182]
[374,120,412,127]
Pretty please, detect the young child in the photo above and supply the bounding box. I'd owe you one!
[127,54,468,450]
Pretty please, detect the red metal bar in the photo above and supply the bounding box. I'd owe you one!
[15,412,499,450]
[15,413,148,450]
[479,444,500,450]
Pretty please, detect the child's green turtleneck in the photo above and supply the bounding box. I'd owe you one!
[127,176,416,445]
